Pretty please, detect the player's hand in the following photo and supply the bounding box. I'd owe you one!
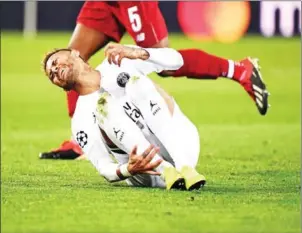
[127,144,163,176]
[104,43,149,66]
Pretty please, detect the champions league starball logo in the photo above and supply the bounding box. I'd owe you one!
[117,72,130,87]
[76,131,88,148]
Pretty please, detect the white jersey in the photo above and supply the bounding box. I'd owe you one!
[96,46,184,98]
[72,46,184,186]
[71,91,172,187]
[71,91,120,179]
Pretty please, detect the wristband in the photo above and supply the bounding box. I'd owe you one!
[116,163,132,180]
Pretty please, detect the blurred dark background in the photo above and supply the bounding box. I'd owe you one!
[1,1,300,38]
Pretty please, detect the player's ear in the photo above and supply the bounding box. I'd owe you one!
[71,50,80,58]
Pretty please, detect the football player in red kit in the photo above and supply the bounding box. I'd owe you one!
[39,1,269,160]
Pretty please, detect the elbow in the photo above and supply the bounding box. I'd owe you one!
[102,175,116,183]
[100,169,122,183]
[107,178,116,183]
[177,52,184,69]
[99,169,116,183]
[172,50,184,70]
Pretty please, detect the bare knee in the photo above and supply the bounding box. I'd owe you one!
[68,24,111,61]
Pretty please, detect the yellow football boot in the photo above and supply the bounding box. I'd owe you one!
[180,166,206,190]
[162,167,185,190]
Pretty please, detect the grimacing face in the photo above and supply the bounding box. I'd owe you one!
[45,50,82,91]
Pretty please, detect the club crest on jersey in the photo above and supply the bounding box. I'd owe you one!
[117,72,130,87]
[76,131,88,148]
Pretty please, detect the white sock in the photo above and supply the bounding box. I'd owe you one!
[125,76,192,171]
[227,60,235,78]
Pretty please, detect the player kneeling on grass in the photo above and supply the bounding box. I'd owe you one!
[42,44,206,190]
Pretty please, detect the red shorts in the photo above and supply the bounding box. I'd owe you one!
[77,1,168,47]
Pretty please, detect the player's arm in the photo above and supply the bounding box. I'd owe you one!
[85,138,121,182]
[104,43,184,73]
[72,113,124,182]
[81,137,162,182]
[72,122,118,182]
[72,123,162,182]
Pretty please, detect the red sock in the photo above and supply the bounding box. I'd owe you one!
[173,49,245,80]
[67,90,79,118]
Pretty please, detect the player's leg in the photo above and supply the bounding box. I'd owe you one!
[171,100,207,190]
[126,76,190,169]
[40,2,125,159]
[96,92,185,190]
[125,76,206,190]
[162,53,269,116]
[117,1,269,116]
[69,2,125,61]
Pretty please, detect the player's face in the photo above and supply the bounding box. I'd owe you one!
[45,50,81,91]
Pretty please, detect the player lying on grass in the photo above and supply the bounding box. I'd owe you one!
[42,44,206,190]
[39,1,270,159]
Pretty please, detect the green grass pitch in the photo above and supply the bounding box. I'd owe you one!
[1,32,300,233]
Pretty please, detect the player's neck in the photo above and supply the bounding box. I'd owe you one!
[75,70,100,95]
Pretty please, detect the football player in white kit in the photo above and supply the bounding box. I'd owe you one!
[42,43,206,190]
